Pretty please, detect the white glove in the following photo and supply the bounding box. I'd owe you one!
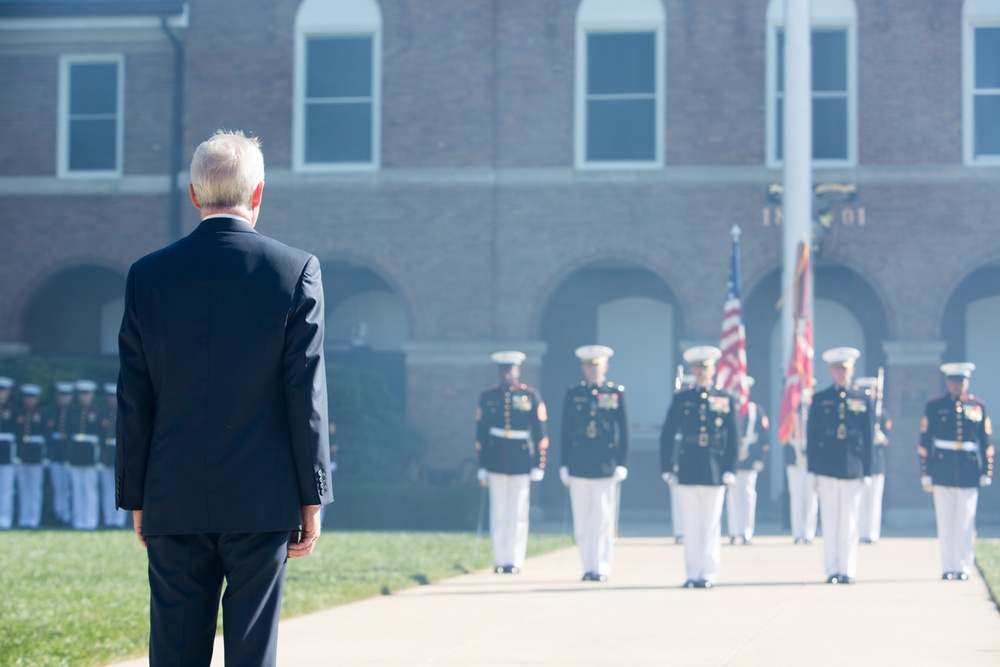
[476,468,488,485]
[981,475,993,488]
[662,472,677,487]
[722,472,736,487]
[613,466,628,482]
[529,467,544,482]
[921,475,933,491]
[808,473,819,492]
[330,462,338,473]
[873,427,888,446]
[863,476,872,487]
[559,466,570,487]
[751,461,764,472]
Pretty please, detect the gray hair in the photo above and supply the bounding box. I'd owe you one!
[189,130,265,209]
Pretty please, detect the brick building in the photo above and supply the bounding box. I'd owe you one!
[1,0,999,523]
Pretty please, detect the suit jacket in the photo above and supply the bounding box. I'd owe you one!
[919,393,994,488]
[116,216,333,535]
[660,385,738,486]
[560,380,628,478]
[475,382,547,474]
[806,384,873,480]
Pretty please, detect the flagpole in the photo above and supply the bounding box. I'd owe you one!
[782,0,812,366]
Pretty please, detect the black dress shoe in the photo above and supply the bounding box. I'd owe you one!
[956,572,969,581]
[729,536,737,545]
[582,573,592,581]
[743,536,752,546]
[683,580,696,588]
[941,572,955,580]
[859,537,871,544]
[592,574,608,582]
[699,580,713,589]
[505,565,520,574]
[675,536,684,545]
[837,575,855,584]
[794,537,803,545]
[826,575,839,584]
[494,566,505,574]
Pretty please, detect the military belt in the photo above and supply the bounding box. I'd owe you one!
[0,433,14,443]
[72,434,99,444]
[933,439,977,452]
[489,427,530,440]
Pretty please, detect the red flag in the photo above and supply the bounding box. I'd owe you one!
[717,226,749,414]
[778,241,814,445]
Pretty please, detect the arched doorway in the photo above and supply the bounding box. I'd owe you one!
[538,260,680,519]
[21,266,126,356]
[322,261,410,409]
[941,262,1000,517]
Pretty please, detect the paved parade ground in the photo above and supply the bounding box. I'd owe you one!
[109,526,1000,667]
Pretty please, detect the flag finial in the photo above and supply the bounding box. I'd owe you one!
[731,224,741,241]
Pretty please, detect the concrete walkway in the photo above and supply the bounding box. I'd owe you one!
[110,528,1000,666]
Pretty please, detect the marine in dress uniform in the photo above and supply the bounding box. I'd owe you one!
[660,346,739,588]
[785,387,818,546]
[14,384,46,529]
[68,380,102,530]
[99,383,126,528]
[855,376,892,544]
[0,377,16,530]
[559,345,628,582]
[725,377,769,545]
[475,351,549,573]
[807,347,873,584]
[919,362,995,581]
[669,373,695,544]
[45,382,75,525]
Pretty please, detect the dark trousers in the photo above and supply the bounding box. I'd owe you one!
[146,531,290,667]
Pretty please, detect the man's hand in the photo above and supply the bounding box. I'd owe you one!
[529,467,544,482]
[132,510,146,549]
[477,468,488,486]
[289,505,322,559]
[722,472,736,487]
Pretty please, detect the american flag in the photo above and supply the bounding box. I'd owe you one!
[717,225,749,414]
[777,240,814,445]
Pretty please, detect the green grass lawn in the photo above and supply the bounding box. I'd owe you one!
[0,530,569,667]
[977,539,1000,611]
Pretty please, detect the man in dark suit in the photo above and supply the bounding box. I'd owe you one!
[116,129,333,667]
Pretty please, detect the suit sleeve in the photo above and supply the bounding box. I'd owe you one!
[660,399,678,474]
[115,266,154,510]
[616,388,629,466]
[283,256,333,506]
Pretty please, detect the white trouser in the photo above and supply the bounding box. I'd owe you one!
[858,473,886,542]
[816,475,863,578]
[569,476,618,577]
[786,464,818,540]
[669,484,684,537]
[488,473,531,569]
[726,470,759,539]
[99,466,127,527]
[50,462,72,523]
[932,486,979,576]
[16,464,44,528]
[0,464,15,529]
[70,465,99,530]
[676,484,726,583]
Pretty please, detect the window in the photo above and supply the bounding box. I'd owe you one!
[575,0,665,169]
[294,0,381,171]
[58,56,123,177]
[964,0,1000,164]
[766,0,857,167]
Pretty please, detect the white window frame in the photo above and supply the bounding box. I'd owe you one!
[963,0,1000,165]
[293,0,382,173]
[57,54,124,178]
[574,0,666,170]
[765,0,857,168]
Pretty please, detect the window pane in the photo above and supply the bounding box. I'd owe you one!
[813,30,847,92]
[813,97,847,160]
[974,95,1000,156]
[975,27,1000,89]
[307,36,373,98]
[68,118,116,170]
[587,32,655,95]
[305,102,372,163]
[70,63,117,115]
[776,31,785,93]
[586,98,655,161]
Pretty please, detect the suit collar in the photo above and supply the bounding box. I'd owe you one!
[192,215,256,235]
